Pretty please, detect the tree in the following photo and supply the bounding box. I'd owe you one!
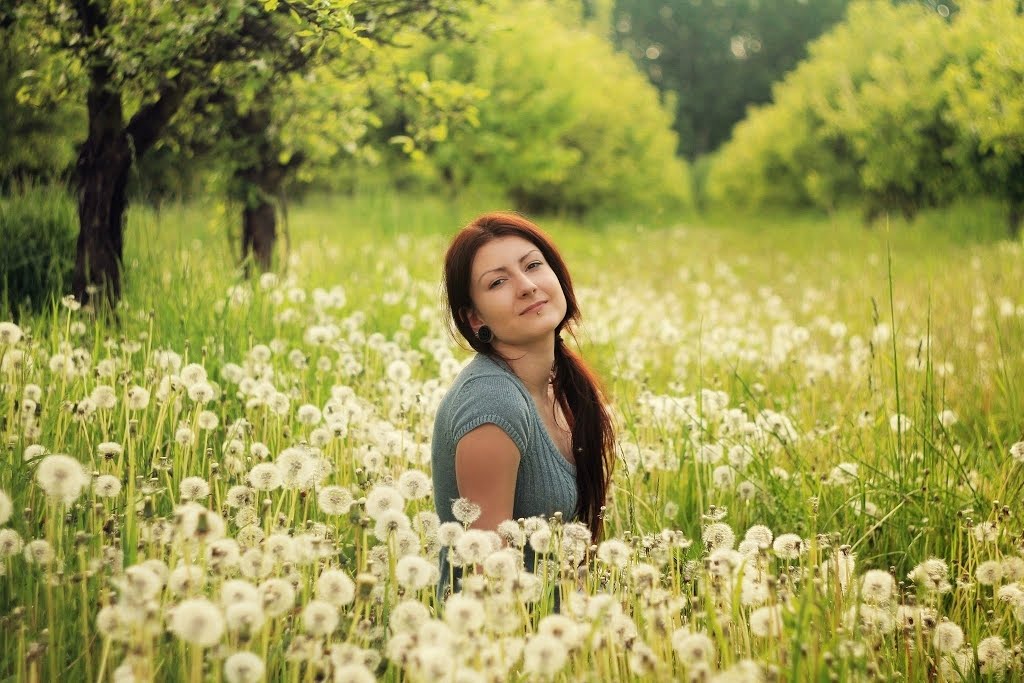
[10,0,477,306]
[612,0,850,159]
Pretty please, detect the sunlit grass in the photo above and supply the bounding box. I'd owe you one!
[0,191,1022,681]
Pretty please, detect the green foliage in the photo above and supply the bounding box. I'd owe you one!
[704,0,1024,232]
[387,0,692,216]
[613,0,851,158]
[0,186,77,316]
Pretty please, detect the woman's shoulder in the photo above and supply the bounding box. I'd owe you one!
[441,354,530,410]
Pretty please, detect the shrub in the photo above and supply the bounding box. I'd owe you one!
[0,185,77,316]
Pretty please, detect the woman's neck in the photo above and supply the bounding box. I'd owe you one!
[494,338,555,400]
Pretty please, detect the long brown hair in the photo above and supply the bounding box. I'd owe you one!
[442,211,616,540]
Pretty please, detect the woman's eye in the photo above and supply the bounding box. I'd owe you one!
[489,278,506,289]
[526,261,543,270]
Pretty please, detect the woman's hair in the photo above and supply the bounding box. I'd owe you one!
[443,211,616,540]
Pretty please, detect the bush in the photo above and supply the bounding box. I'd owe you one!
[0,185,77,317]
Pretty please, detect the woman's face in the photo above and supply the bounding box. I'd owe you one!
[466,235,568,347]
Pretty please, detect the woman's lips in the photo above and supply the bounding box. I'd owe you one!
[520,301,547,315]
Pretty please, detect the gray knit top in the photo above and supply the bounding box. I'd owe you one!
[431,353,578,593]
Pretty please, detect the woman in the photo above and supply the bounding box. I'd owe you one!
[432,211,616,598]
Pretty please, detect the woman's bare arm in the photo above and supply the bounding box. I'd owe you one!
[454,424,521,530]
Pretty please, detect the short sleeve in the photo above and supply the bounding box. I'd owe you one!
[448,375,531,456]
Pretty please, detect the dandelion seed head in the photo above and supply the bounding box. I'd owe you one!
[248,463,282,491]
[702,522,736,551]
[179,476,211,501]
[168,598,225,647]
[860,569,895,603]
[0,529,23,558]
[0,490,11,525]
[317,568,355,606]
[451,497,481,525]
[749,605,784,637]
[35,454,89,504]
[772,533,805,560]
[223,651,265,683]
[302,599,339,636]
[397,469,431,500]
[365,485,405,520]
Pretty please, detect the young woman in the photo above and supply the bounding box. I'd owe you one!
[432,211,616,597]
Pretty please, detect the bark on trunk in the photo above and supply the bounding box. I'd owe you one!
[72,77,131,307]
[242,198,277,272]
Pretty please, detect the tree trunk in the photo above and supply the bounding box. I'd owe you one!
[72,75,131,307]
[242,198,277,272]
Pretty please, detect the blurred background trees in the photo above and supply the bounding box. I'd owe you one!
[1,0,1022,310]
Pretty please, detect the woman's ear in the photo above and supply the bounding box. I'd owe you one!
[463,307,484,334]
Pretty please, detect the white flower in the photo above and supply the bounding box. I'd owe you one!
[248,463,282,491]
[451,497,481,525]
[258,578,296,617]
[523,633,568,677]
[932,621,964,652]
[743,524,773,547]
[224,651,265,683]
[225,602,265,635]
[221,579,259,607]
[296,404,322,425]
[975,560,1003,586]
[977,636,1009,674]
[454,529,498,566]
[35,454,89,504]
[772,533,805,559]
[444,594,486,633]
[0,321,23,344]
[317,486,354,515]
[397,470,431,500]
[749,605,784,637]
[0,490,11,525]
[671,629,715,664]
[317,569,355,606]
[23,539,53,564]
[860,569,895,604]
[395,555,436,592]
[197,411,219,431]
[596,539,631,568]
[701,522,735,551]
[0,529,24,557]
[365,485,405,520]
[179,476,211,501]
[389,600,431,635]
[302,599,339,637]
[126,386,150,410]
[169,598,225,647]
[1009,441,1024,463]
[889,413,912,434]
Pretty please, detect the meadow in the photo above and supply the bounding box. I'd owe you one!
[1,193,1022,682]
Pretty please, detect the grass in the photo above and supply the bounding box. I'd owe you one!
[0,189,1022,682]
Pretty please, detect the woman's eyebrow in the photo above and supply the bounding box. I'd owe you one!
[476,250,542,284]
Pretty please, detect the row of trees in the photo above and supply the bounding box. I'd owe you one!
[703,0,1023,237]
[3,0,696,306]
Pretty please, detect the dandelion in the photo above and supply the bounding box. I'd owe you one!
[973,521,999,543]
[179,476,211,501]
[248,463,282,491]
[496,519,525,548]
[91,385,117,409]
[772,533,805,559]
[226,486,255,508]
[0,529,24,557]
[197,411,219,431]
[437,522,464,547]
[937,409,958,427]
[258,578,296,617]
[671,629,715,664]
[35,454,89,504]
[397,470,431,500]
[749,605,784,637]
[628,642,658,676]
[333,665,375,683]
[0,490,11,525]
[395,555,436,592]
[296,404,322,425]
[174,426,195,448]
[744,524,773,547]
[933,621,964,652]
[828,462,858,485]
[889,413,912,434]
[445,594,486,633]
[302,600,339,637]
[168,564,206,595]
[1009,441,1024,463]
[317,568,355,606]
[126,386,150,411]
[977,636,1010,674]
[455,529,498,566]
[364,485,405,520]
[975,560,1003,586]
[221,579,260,607]
[701,522,735,551]
[169,598,225,647]
[523,633,568,677]
[224,651,265,683]
[372,509,411,541]
[0,321,23,344]
[860,569,895,604]
[597,539,631,568]
[317,485,354,515]
[390,600,431,634]
[97,442,123,459]
[452,497,482,525]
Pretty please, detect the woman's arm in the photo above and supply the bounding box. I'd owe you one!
[454,424,521,530]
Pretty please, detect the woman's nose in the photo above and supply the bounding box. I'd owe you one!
[515,272,538,295]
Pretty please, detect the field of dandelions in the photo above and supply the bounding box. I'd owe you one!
[1,195,1023,683]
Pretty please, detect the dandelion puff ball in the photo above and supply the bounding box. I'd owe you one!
[247,463,282,491]
[0,490,11,525]
[395,555,436,592]
[523,633,568,677]
[701,522,736,551]
[397,469,431,500]
[224,651,265,683]
[302,599,339,637]
[169,598,225,647]
[932,621,964,652]
[749,605,784,638]
[772,533,805,559]
[364,485,405,520]
[317,568,356,606]
[445,594,486,633]
[671,629,715,665]
[317,485,354,516]
[35,454,89,504]
[860,569,895,604]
